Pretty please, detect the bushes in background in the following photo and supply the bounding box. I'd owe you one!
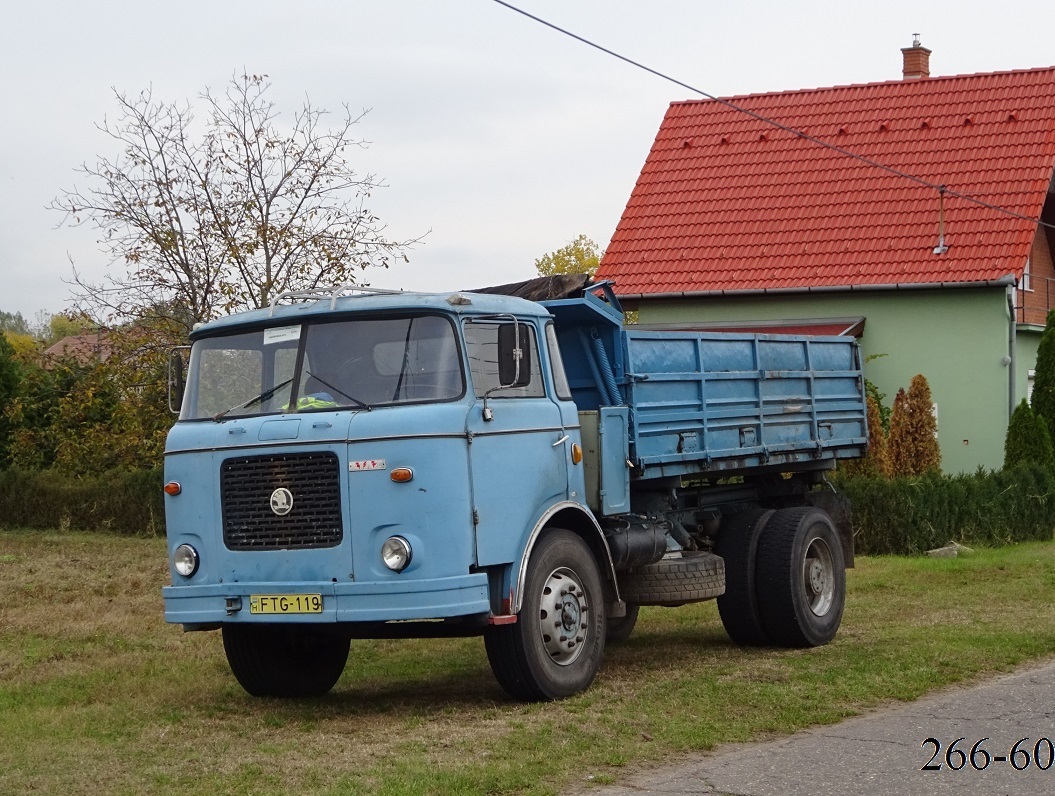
[837,463,1055,555]
[0,467,164,535]
[1005,399,1055,469]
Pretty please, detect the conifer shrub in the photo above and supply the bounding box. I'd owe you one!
[887,374,941,476]
[1031,308,1055,450]
[1004,399,1055,469]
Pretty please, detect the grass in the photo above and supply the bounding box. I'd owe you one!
[2,531,1055,795]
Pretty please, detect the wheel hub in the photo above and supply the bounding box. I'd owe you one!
[802,536,835,617]
[808,560,825,594]
[540,567,589,666]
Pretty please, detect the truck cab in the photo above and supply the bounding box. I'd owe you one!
[164,286,611,700]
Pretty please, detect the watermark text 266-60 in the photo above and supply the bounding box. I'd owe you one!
[922,737,1055,771]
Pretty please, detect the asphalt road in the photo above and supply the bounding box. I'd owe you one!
[572,657,1055,796]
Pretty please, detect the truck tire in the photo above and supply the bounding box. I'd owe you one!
[606,603,640,644]
[618,552,725,606]
[222,624,350,698]
[484,529,606,701]
[716,508,775,646]
[755,507,845,647]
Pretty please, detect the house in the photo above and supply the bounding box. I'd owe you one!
[596,40,1055,473]
[42,331,112,367]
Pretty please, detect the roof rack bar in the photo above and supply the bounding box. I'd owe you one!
[269,284,404,315]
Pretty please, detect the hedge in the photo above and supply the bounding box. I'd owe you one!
[2,463,1053,554]
[836,463,1055,555]
[0,467,164,535]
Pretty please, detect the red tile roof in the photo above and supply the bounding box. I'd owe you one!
[598,67,1055,297]
[43,331,111,365]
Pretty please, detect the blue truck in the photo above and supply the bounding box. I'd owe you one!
[163,277,867,701]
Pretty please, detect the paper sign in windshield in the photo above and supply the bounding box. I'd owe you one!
[263,325,302,345]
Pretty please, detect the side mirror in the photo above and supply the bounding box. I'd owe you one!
[498,323,531,388]
[168,347,189,415]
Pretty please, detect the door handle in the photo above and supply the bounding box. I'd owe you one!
[552,434,570,447]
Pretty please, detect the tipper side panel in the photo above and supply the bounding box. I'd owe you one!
[623,330,867,480]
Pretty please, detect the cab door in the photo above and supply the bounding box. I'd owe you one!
[465,319,569,566]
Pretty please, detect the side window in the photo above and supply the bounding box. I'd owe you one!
[464,321,545,399]
[546,323,573,401]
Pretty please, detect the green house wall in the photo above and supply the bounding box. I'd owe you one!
[635,286,1029,474]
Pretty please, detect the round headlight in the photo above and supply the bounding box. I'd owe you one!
[173,544,200,577]
[381,536,412,572]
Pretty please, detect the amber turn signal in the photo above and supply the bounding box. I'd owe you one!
[571,443,583,465]
[390,468,414,483]
[163,481,182,496]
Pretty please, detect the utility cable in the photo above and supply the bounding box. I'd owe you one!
[491,0,1055,232]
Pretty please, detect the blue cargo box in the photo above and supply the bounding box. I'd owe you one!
[622,330,867,481]
[543,290,868,489]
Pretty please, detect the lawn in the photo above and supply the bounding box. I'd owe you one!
[2,530,1055,795]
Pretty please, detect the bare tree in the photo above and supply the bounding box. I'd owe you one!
[52,73,419,332]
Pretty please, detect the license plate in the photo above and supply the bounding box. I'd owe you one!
[249,594,323,614]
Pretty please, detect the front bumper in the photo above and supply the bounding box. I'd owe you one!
[163,572,490,626]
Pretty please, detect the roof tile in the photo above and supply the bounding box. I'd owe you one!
[598,67,1055,295]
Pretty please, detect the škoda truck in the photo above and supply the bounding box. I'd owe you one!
[163,278,866,701]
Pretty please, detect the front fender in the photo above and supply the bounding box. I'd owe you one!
[511,500,623,617]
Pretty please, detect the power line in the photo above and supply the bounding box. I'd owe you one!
[491,0,1055,233]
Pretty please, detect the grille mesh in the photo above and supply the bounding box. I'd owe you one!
[221,452,343,550]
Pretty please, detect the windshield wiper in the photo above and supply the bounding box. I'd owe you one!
[303,371,371,411]
[213,377,296,422]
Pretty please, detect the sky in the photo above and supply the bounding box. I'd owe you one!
[2,0,1054,325]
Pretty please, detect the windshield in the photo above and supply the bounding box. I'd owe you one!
[180,314,464,420]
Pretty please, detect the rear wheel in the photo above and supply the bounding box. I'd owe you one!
[755,507,845,647]
[222,624,350,697]
[716,508,774,646]
[485,529,606,701]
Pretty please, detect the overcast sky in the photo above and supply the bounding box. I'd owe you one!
[2,0,1053,324]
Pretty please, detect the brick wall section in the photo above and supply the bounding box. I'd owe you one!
[1019,229,1055,325]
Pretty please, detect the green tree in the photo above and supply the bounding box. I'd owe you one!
[51,73,418,333]
[535,235,603,278]
[3,331,38,360]
[0,310,31,336]
[0,333,22,467]
[1004,398,1055,469]
[3,315,178,474]
[887,374,941,476]
[5,353,84,470]
[1031,309,1055,450]
[46,313,95,346]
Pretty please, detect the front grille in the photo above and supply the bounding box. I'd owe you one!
[221,452,343,550]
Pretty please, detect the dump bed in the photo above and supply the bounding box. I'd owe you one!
[622,329,866,480]
[543,288,867,484]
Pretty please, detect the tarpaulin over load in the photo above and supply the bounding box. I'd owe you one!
[465,274,592,302]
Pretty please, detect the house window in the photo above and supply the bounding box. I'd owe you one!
[1023,257,1033,292]
[1029,369,1036,403]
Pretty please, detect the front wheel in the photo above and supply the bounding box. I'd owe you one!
[606,603,640,644]
[755,507,845,647]
[485,529,606,701]
[222,624,350,697]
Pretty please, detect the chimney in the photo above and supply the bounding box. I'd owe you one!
[901,33,931,79]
